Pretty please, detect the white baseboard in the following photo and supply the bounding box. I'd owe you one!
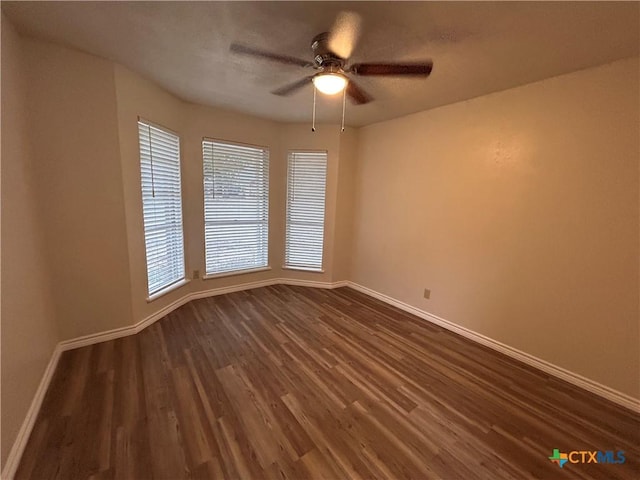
[56,277,640,413]
[190,278,279,300]
[1,345,62,480]
[58,324,137,352]
[4,277,349,478]
[5,278,637,479]
[278,278,349,289]
[345,281,640,414]
[58,277,348,352]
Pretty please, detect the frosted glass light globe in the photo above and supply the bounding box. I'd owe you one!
[312,73,348,95]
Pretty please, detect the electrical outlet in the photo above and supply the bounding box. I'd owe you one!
[423,288,431,299]
[193,269,200,280]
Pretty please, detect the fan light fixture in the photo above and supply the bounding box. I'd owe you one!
[312,73,348,95]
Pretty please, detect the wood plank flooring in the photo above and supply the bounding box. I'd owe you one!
[15,285,640,479]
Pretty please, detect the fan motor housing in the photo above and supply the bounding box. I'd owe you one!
[311,32,344,68]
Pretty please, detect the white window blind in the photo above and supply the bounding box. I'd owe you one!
[138,121,185,296]
[285,151,327,271]
[203,139,269,276]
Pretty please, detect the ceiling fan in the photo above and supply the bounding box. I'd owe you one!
[230,11,433,106]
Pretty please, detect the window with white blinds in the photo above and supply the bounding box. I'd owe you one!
[138,120,185,296]
[203,139,269,276]
[285,151,327,271]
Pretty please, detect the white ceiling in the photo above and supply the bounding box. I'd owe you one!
[3,1,639,127]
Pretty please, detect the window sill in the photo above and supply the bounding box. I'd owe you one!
[203,266,271,280]
[147,278,190,303]
[282,266,325,273]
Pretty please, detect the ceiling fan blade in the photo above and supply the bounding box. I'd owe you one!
[349,62,433,76]
[328,11,362,59]
[272,76,314,96]
[346,79,373,105]
[230,43,312,68]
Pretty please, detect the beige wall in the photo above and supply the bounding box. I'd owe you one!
[13,37,353,340]
[114,65,351,324]
[350,57,640,398]
[115,65,282,322]
[181,100,281,292]
[1,16,61,466]
[333,127,358,281]
[23,39,133,340]
[3,27,638,466]
[277,124,343,283]
[114,65,191,323]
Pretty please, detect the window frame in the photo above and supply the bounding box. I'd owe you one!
[137,118,187,300]
[201,137,270,279]
[284,149,328,273]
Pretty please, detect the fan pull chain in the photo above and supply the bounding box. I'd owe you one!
[148,125,156,198]
[341,87,346,132]
[312,87,317,132]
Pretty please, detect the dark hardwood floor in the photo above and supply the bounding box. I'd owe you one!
[16,285,639,479]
